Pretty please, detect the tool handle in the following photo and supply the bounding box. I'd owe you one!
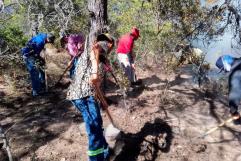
[44,52,48,92]
[200,117,234,138]
[94,85,116,127]
[110,71,119,85]
[55,56,75,84]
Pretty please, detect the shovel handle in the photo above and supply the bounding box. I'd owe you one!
[200,117,234,138]
[94,85,116,127]
[55,56,75,84]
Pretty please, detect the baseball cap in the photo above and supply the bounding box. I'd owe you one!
[216,55,235,72]
[131,27,140,38]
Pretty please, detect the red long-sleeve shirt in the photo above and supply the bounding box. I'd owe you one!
[116,33,134,54]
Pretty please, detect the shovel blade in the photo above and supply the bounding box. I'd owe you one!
[105,124,121,141]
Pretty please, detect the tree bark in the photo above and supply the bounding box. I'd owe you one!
[88,0,108,47]
[0,0,4,13]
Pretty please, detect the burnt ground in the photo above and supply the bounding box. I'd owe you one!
[1,65,241,161]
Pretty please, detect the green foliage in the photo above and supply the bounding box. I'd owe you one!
[0,0,238,70]
[108,0,232,71]
[0,26,28,48]
[109,0,203,51]
[0,0,90,52]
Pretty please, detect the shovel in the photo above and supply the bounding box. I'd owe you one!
[94,85,121,141]
[199,116,235,139]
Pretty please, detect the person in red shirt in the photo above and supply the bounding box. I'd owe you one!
[116,27,141,86]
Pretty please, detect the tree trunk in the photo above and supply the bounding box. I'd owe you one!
[0,0,4,13]
[88,0,108,47]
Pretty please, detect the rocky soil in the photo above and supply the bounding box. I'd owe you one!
[1,65,241,161]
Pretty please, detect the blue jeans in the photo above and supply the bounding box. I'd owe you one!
[69,57,78,78]
[24,56,45,96]
[71,96,109,161]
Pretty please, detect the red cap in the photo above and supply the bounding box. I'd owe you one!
[131,27,140,38]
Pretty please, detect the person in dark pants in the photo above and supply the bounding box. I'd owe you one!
[216,55,241,124]
[67,33,114,161]
[116,27,142,86]
[21,33,55,97]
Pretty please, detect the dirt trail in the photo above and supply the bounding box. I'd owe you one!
[1,65,241,161]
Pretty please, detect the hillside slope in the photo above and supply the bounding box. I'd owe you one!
[1,65,241,161]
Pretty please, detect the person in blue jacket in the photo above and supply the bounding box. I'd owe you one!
[216,55,241,124]
[21,33,55,97]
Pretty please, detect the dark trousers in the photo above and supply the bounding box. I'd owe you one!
[229,70,241,114]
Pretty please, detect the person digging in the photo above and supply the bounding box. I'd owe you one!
[116,27,142,88]
[216,54,241,125]
[66,33,119,161]
[21,32,56,97]
[60,32,85,78]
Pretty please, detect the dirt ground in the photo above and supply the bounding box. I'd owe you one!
[1,65,241,161]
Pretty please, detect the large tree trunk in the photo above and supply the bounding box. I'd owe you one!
[88,0,108,47]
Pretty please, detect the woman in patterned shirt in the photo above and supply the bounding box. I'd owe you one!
[67,33,114,161]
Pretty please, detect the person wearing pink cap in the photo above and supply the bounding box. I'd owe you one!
[116,27,142,86]
[61,32,85,78]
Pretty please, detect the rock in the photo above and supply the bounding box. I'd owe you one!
[79,123,86,135]
[194,144,207,153]
[60,158,66,161]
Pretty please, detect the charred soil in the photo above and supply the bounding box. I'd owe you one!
[1,65,241,161]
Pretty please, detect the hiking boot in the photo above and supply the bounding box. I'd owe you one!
[231,112,241,125]
[32,89,48,97]
[103,146,115,161]
[32,91,39,97]
[233,119,241,125]
[131,79,142,86]
[127,86,135,93]
[231,111,240,119]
